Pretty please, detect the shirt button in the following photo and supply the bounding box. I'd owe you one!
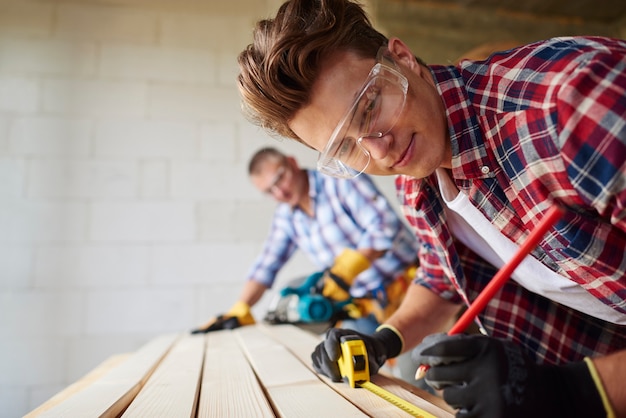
[480,165,490,174]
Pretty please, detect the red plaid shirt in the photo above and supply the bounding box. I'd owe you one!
[397,36,626,365]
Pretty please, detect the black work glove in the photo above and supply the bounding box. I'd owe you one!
[311,326,403,381]
[412,333,610,418]
[190,315,241,334]
[190,301,255,334]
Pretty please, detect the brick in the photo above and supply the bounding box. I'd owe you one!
[43,79,146,117]
[0,337,66,385]
[196,201,237,241]
[140,160,169,198]
[0,200,87,243]
[238,122,318,168]
[84,288,194,334]
[0,386,29,418]
[100,44,215,83]
[199,121,236,162]
[94,119,197,158]
[66,335,147,381]
[56,3,157,44]
[34,245,149,288]
[10,117,91,157]
[89,201,195,242]
[193,284,243,323]
[0,39,96,76]
[27,160,137,198]
[0,245,33,288]
[160,14,254,51]
[197,200,275,242]
[0,157,25,198]
[216,50,241,86]
[0,76,38,113]
[150,243,259,285]
[170,160,254,199]
[0,116,8,155]
[148,83,241,121]
[0,290,83,337]
[0,1,53,37]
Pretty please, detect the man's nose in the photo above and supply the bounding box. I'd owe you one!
[270,186,288,200]
[358,132,391,160]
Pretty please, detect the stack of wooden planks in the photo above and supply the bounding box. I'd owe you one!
[26,323,455,417]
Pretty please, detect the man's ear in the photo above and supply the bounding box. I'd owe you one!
[388,37,423,74]
[286,155,299,169]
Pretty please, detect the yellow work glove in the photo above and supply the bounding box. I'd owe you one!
[190,301,255,334]
[321,248,370,302]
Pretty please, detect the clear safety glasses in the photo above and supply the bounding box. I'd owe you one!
[262,165,287,195]
[317,47,408,179]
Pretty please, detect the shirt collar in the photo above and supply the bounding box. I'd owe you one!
[288,169,317,215]
[430,65,496,181]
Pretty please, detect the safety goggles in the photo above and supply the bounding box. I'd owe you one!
[262,165,287,195]
[317,47,408,179]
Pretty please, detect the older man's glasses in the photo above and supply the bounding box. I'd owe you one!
[262,165,287,195]
[317,47,408,179]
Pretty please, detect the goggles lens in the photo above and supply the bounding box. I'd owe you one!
[317,48,408,179]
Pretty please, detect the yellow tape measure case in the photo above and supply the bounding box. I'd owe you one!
[337,336,370,388]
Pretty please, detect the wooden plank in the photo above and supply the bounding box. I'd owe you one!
[236,325,369,417]
[261,324,455,418]
[28,324,455,418]
[197,330,274,418]
[369,375,455,418]
[257,324,409,417]
[36,334,180,418]
[25,354,130,418]
[121,334,205,417]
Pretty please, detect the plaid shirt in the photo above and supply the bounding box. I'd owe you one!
[397,36,626,365]
[248,170,419,297]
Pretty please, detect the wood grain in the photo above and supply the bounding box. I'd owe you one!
[27,325,455,418]
[122,334,205,417]
[236,325,369,417]
[33,334,180,418]
[197,330,275,418]
[260,323,455,417]
[24,354,130,418]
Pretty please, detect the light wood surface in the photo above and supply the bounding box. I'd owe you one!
[31,333,180,418]
[24,354,131,418]
[27,324,455,418]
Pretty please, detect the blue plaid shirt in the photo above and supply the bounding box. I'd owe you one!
[247,170,419,297]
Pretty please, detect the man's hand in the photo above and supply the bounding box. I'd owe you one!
[321,248,370,302]
[191,301,255,334]
[412,333,611,418]
[311,326,403,381]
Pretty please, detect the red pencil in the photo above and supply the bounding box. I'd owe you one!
[415,205,563,379]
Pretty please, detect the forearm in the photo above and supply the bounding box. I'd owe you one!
[592,349,626,417]
[385,283,462,353]
[238,280,269,307]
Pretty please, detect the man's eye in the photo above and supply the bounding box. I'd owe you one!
[360,89,381,132]
[338,138,356,157]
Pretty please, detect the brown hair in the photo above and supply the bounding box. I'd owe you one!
[248,147,287,175]
[237,0,388,143]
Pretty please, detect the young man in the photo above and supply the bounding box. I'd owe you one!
[236,1,626,417]
[192,147,420,336]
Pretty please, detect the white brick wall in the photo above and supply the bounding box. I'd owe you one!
[0,1,323,416]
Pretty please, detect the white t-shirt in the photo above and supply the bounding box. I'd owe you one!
[436,169,624,325]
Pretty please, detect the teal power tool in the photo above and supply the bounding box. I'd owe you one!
[264,272,352,325]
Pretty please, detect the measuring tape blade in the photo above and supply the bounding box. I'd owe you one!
[338,337,439,418]
[359,381,437,418]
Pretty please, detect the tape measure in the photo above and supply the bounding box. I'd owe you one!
[337,336,437,418]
